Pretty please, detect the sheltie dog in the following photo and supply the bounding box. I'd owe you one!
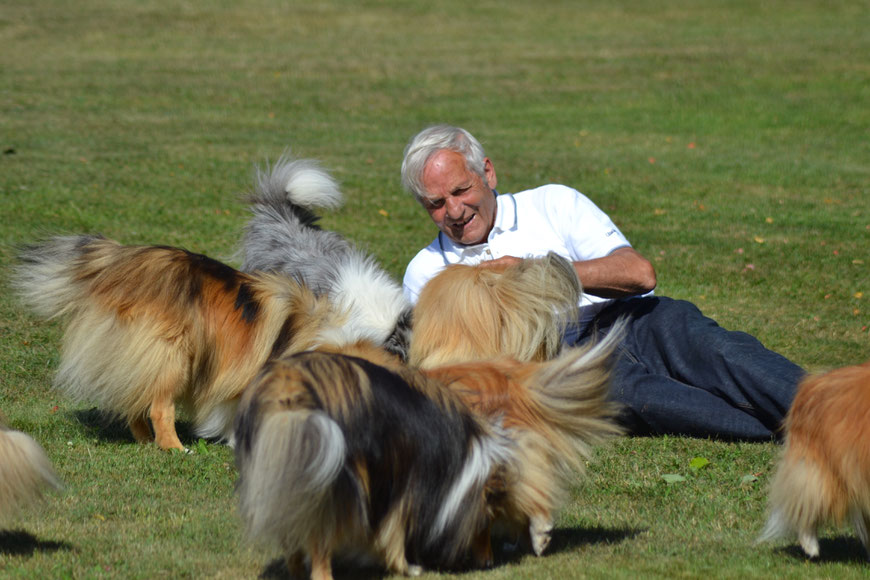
[235,331,623,577]
[424,321,625,556]
[759,361,870,559]
[0,412,62,521]
[239,155,412,360]
[13,234,352,451]
[409,252,582,368]
[234,348,514,580]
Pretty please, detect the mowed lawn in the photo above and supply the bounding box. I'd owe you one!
[0,1,867,578]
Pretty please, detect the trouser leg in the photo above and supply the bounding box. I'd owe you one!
[572,296,805,440]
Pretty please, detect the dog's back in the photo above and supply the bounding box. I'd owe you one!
[410,252,581,368]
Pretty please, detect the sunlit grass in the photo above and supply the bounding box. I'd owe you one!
[0,0,867,577]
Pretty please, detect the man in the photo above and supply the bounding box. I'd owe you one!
[401,124,803,440]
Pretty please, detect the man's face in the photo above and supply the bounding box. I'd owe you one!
[419,149,498,246]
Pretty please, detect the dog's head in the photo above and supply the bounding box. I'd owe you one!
[409,252,581,368]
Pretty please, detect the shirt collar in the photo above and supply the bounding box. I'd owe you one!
[436,192,517,265]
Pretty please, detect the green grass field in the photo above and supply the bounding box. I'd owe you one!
[1,0,867,578]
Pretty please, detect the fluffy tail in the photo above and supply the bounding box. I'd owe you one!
[240,155,349,279]
[236,408,347,554]
[240,155,412,358]
[0,422,62,520]
[525,319,626,474]
[11,234,104,320]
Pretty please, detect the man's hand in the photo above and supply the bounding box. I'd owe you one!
[478,255,524,269]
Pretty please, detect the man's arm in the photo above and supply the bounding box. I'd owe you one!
[572,246,656,298]
[479,247,656,299]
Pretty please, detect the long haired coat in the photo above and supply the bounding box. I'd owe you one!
[759,361,870,558]
[0,412,62,521]
[240,155,412,359]
[234,349,513,580]
[409,252,582,368]
[13,235,346,451]
[424,323,625,555]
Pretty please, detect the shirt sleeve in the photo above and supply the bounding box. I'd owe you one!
[543,185,631,261]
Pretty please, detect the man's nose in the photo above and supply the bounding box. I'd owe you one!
[445,197,464,219]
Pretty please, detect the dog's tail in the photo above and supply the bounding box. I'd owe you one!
[0,419,62,520]
[240,155,348,276]
[523,319,626,475]
[252,154,343,211]
[241,154,413,359]
[11,234,108,320]
[234,396,347,554]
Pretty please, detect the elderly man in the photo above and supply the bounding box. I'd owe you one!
[401,124,803,440]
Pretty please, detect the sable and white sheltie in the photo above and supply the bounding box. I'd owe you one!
[13,235,350,451]
[759,361,870,559]
[239,155,412,359]
[234,348,514,580]
[0,412,62,521]
[409,252,582,368]
[424,322,625,556]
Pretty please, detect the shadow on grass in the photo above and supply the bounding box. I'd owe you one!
[776,535,869,564]
[257,525,643,578]
[72,408,197,445]
[260,558,386,580]
[548,524,644,554]
[0,529,73,556]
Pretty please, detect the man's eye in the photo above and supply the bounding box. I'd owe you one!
[427,199,445,209]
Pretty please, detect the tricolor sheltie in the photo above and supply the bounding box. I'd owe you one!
[759,361,870,559]
[239,155,412,360]
[235,332,623,577]
[13,235,349,451]
[234,348,514,579]
[0,412,62,521]
[409,253,582,368]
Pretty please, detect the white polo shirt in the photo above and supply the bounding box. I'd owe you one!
[403,184,633,330]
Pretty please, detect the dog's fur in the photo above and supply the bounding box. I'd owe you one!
[234,348,514,580]
[240,155,412,359]
[424,322,625,555]
[0,412,62,521]
[409,252,582,368]
[313,331,624,559]
[758,361,870,559]
[12,235,350,451]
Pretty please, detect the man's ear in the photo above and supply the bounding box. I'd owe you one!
[483,157,497,190]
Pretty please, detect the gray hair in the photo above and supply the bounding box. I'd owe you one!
[401,125,488,200]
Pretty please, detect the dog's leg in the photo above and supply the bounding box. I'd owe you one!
[850,508,870,560]
[375,508,419,576]
[149,393,186,451]
[470,523,494,569]
[307,544,333,580]
[285,551,307,579]
[128,416,153,443]
[797,529,820,559]
[529,512,553,556]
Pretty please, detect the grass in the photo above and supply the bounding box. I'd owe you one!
[0,0,867,577]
